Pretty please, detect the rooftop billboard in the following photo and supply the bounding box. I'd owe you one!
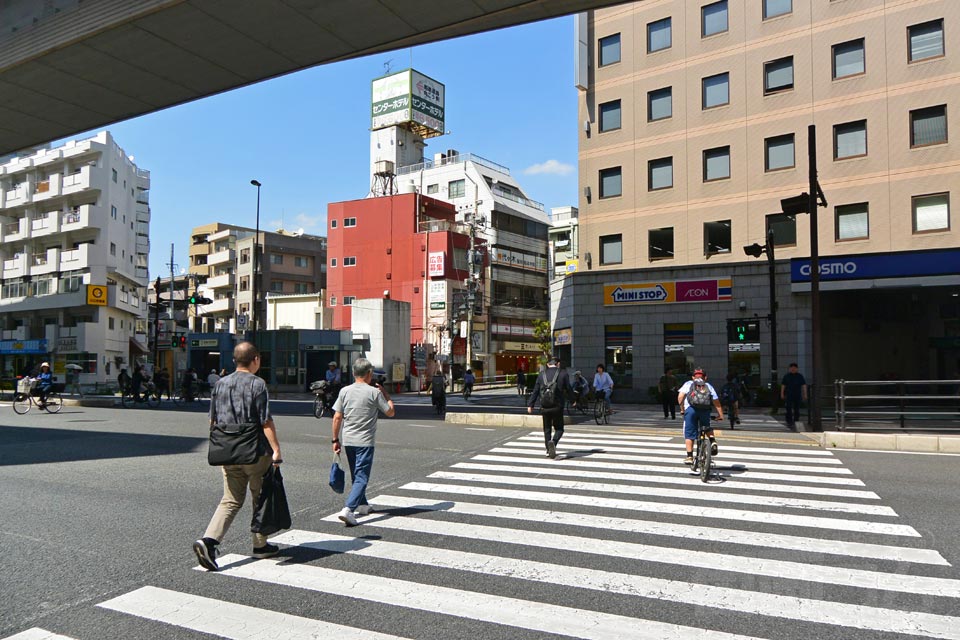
[371,69,445,138]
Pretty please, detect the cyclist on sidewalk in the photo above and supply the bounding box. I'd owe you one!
[677,369,724,465]
[593,363,614,415]
[462,369,475,399]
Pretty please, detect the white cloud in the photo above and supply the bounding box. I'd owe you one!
[268,212,326,233]
[523,159,575,176]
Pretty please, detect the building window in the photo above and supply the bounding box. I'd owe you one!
[330,258,337,267]
[604,325,633,388]
[763,0,791,20]
[108,317,115,330]
[111,205,117,220]
[270,281,284,293]
[648,87,672,121]
[426,184,439,194]
[343,296,355,306]
[647,17,671,53]
[60,270,83,293]
[330,219,337,228]
[835,203,869,240]
[702,1,728,37]
[270,253,283,265]
[294,256,309,268]
[343,256,357,267]
[110,242,116,256]
[910,105,948,147]
[599,234,622,265]
[834,120,867,159]
[765,134,795,171]
[704,220,731,255]
[344,218,357,227]
[764,56,794,94]
[239,276,249,291]
[913,193,950,233]
[112,168,117,183]
[294,282,308,294]
[599,100,622,132]
[448,179,466,198]
[909,19,944,63]
[599,33,621,66]
[648,227,674,260]
[648,157,673,191]
[240,249,250,264]
[833,38,865,79]
[599,167,622,198]
[766,213,797,246]
[702,72,730,109]
[703,146,731,181]
[330,296,336,306]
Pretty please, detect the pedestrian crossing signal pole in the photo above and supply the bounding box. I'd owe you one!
[152,276,161,372]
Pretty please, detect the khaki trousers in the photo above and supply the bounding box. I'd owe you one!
[203,454,273,548]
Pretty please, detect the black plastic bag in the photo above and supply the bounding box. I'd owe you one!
[251,465,292,535]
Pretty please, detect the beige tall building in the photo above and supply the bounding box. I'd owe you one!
[566,0,959,400]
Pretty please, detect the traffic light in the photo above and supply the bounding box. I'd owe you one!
[743,243,765,258]
[189,292,198,305]
[170,335,178,349]
[727,319,759,343]
[734,323,747,342]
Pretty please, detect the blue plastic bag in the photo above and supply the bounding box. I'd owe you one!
[329,454,345,494]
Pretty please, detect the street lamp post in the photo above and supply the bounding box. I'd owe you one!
[250,179,261,335]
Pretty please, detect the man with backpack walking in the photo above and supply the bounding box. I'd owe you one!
[527,356,571,459]
[677,369,724,465]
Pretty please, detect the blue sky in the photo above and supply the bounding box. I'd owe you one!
[70,16,579,277]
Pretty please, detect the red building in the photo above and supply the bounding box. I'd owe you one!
[326,193,482,350]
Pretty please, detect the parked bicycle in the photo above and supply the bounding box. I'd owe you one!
[12,378,62,415]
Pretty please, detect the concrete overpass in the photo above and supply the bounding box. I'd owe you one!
[0,0,626,155]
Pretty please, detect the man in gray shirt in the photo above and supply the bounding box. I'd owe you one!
[193,341,282,571]
[332,357,395,526]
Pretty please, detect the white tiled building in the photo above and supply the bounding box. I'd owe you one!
[0,131,150,384]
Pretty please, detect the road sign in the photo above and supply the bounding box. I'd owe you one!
[86,284,107,306]
[237,313,248,329]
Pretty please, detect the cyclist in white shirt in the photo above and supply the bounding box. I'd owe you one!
[592,363,614,414]
[677,368,724,465]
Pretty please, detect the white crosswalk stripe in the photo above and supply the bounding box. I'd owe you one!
[12,431,955,640]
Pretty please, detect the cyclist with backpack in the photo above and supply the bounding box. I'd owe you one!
[527,356,571,459]
[677,368,724,465]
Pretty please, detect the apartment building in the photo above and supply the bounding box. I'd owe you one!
[570,0,960,398]
[0,131,150,384]
[189,223,327,333]
[548,206,580,365]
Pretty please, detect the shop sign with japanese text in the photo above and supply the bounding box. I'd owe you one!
[603,278,732,306]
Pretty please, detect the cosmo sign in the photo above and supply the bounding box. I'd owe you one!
[603,278,732,306]
[371,69,445,137]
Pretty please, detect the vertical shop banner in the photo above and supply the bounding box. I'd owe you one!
[603,278,732,306]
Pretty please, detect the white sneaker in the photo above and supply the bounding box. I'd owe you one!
[355,504,374,516]
[337,507,359,527]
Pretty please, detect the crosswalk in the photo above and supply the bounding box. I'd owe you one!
[8,430,960,639]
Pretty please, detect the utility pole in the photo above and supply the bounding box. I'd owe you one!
[152,276,161,371]
[807,125,823,431]
[463,177,483,376]
[743,227,779,417]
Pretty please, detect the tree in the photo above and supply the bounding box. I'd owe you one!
[531,319,552,367]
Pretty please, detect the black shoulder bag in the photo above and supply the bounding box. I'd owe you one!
[208,422,261,466]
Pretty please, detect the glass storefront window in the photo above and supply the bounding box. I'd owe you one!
[604,325,633,387]
[663,323,695,378]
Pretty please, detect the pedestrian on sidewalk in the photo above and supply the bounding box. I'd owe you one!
[527,356,570,459]
[658,366,678,419]
[332,357,396,527]
[193,341,283,572]
[780,362,808,428]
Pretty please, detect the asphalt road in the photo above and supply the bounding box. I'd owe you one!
[2,395,960,640]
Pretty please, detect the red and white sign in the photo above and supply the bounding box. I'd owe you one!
[428,252,445,277]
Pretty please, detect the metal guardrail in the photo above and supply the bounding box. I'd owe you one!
[835,379,960,430]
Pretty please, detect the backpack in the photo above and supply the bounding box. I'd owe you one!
[688,381,713,408]
[539,369,560,409]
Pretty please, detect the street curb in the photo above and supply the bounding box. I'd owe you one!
[445,412,573,427]
[809,431,960,454]
[63,397,117,408]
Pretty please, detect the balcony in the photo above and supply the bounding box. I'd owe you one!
[207,248,235,266]
[135,266,148,279]
[206,272,235,289]
[60,243,91,270]
[135,205,150,223]
[204,297,234,314]
[136,238,149,254]
[4,186,29,207]
[492,185,544,212]
[136,189,149,204]
[32,175,61,202]
[30,248,59,276]
[61,165,91,194]
[2,254,27,278]
[2,219,25,243]
[61,204,89,230]
[30,212,60,237]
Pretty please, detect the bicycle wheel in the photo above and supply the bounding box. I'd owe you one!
[699,437,712,483]
[594,400,604,425]
[121,391,134,408]
[145,391,160,408]
[313,395,325,419]
[172,390,183,406]
[12,393,31,414]
[44,392,63,413]
[603,405,610,424]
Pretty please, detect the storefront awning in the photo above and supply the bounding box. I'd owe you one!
[129,337,149,355]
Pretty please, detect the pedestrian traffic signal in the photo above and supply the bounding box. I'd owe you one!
[726,318,760,343]
[179,335,187,348]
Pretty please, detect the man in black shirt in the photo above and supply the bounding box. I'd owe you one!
[780,362,807,428]
[527,356,571,459]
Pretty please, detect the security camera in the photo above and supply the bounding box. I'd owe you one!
[383,290,390,298]
[738,301,747,311]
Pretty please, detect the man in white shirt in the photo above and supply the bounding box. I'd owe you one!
[677,369,724,465]
[207,369,221,387]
